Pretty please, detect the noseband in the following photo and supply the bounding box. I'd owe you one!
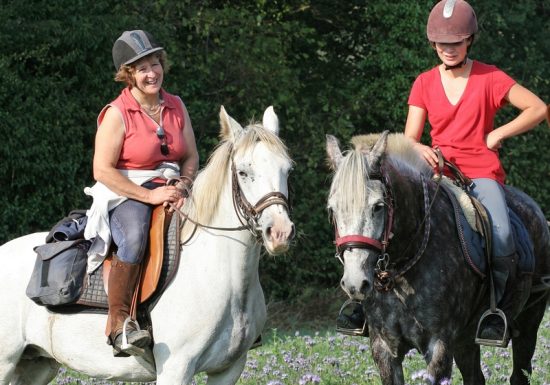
[231,163,290,234]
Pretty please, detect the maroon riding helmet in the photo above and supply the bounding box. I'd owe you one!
[427,0,478,43]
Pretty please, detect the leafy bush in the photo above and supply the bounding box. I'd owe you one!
[1,0,548,300]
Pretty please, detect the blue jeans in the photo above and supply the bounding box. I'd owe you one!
[469,178,515,257]
[109,182,160,264]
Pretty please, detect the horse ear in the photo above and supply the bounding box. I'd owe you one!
[326,134,344,170]
[262,106,279,136]
[219,105,244,141]
[366,130,389,170]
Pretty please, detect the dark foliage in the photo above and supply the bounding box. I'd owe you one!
[0,0,548,300]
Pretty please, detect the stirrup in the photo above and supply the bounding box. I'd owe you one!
[336,299,368,337]
[119,317,147,356]
[475,308,510,348]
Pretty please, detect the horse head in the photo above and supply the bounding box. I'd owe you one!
[218,105,295,255]
[326,131,389,300]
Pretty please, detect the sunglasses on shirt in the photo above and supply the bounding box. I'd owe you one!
[156,126,169,156]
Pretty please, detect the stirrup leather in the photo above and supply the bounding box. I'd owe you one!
[336,299,368,336]
[475,308,510,348]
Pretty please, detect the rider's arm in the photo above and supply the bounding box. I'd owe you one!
[486,83,547,150]
[404,105,438,168]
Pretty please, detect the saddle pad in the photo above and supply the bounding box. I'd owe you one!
[443,185,535,277]
[49,211,181,313]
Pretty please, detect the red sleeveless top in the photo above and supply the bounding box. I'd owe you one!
[97,87,187,170]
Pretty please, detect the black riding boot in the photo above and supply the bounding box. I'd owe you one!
[336,301,369,337]
[478,254,518,344]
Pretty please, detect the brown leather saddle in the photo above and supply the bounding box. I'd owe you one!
[72,205,181,311]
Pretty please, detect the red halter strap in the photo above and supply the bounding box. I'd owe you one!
[335,234,383,253]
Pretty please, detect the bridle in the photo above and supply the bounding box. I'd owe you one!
[230,162,290,235]
[174,159,290,239]
[334,163,435,292]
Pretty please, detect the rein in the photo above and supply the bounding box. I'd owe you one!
[172,161,290,238]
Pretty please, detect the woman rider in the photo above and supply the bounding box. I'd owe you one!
[84,30,199,356]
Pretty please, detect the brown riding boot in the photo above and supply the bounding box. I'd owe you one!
[107,256,151,356]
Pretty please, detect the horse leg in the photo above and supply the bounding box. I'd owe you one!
[371,336,405,385]
[453,343,485,385]
[510,298,548,385]
[0,345,25,385]
[9,357,60,385]
[206,356,247,385]
[423,339,454,384]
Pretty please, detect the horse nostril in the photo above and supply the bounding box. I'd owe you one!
[360,279,371,294]
[289,224,296,240]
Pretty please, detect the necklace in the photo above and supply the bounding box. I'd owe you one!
[141,103,162,116]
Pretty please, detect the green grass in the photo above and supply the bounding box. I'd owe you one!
[49,295,550,385]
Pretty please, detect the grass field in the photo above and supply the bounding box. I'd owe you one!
[49,289,550,385]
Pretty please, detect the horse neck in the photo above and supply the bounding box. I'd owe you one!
[385,167,430,257]
[195,170,261,279]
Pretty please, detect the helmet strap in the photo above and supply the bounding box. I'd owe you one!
[444,56,468,71]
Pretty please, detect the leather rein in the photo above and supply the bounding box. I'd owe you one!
[173,161,290,238]
[334,164,438,292]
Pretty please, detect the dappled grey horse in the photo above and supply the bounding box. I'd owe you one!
[326,131,550,385]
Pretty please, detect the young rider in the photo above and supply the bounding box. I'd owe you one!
[336,0,546,344]
[404,0,546,345]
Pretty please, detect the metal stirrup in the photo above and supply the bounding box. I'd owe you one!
[121,317,146,355]
[474,263,510,347]
[336,299,368,337]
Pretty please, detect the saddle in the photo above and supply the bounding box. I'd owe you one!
[434,151,535,278]
[51,205,181,313]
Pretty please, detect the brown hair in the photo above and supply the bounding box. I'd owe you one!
[114,50,169,87]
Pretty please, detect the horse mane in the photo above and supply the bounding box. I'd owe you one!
[330,133,431,218]
[351,133,432,176]
[182,123,289,236]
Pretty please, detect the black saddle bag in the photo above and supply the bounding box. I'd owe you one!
[26,239,91,306]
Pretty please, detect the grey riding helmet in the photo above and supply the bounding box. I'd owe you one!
[112,30,164,70]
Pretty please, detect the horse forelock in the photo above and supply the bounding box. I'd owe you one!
[182,123,291,234]
[330,133,432,221]
[330,149,369,219]
[233,123,290,161]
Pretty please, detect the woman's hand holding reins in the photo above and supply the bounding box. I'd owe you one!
[147,185,184,206]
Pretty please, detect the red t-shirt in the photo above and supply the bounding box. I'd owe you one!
[97,87,187,170]
[408,60,515,183]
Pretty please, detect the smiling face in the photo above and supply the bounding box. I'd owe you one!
[131,54,164,96]
[433,38,471,67]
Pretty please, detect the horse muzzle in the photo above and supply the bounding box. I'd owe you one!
[261,210,295,255]
[340,250,376,300]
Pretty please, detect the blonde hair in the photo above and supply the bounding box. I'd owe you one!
[114,51,169,87]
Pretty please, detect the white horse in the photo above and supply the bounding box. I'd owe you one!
[0,106,295,385]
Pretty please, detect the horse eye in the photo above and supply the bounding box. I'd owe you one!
[238,170,248,178]
[374,202,385,212]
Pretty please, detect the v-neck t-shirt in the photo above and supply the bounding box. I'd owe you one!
[407,60,515,183]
